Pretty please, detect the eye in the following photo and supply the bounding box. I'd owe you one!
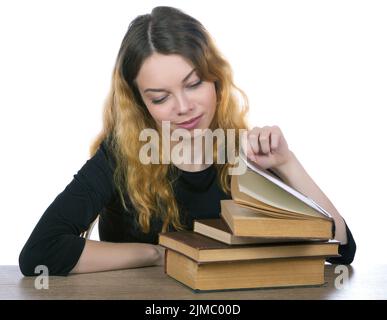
[151,80,202,105]
[152,96,168,104]
[188,80,202,88]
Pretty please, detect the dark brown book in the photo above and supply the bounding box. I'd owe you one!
[159,231,340,263]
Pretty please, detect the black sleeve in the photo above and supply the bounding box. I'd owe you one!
[18,141,116,276]
[326,220,356,265]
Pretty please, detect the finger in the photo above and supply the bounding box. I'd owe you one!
[246,138,257,160]
[270,132,280,152]
[239,131,252,158]
[259,129,271,154]
[248,128,260,155]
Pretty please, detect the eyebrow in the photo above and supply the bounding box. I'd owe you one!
[143,68,197,93]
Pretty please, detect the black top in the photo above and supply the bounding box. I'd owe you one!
[18,140,356,276]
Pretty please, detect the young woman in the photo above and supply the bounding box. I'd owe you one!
[19,6,356,276]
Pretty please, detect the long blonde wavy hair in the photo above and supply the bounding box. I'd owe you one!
[89,6,249,233]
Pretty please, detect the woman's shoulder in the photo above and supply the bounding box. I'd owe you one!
[90,136,117,174]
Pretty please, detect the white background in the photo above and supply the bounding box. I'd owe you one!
[1,0,386,266]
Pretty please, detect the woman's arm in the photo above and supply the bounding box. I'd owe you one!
[245,125,356,264]
[245,126,349,244]
[69,240,165,274]
[271,151,348,244]
[19,141,118,276]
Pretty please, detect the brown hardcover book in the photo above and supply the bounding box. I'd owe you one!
[159,231,340,263]
[165,249,326,291]
[221,199,333,239]
[194,218,329,245]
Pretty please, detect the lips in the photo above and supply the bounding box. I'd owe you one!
[177,115,202,125]
[176,114,203,129]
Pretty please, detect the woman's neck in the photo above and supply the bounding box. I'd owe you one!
[169,134,213,172]
[173,162,212,172]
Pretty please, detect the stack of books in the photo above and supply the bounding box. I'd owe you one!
[159,155,340,291]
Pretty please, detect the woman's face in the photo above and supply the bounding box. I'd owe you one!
[135,53,217,134]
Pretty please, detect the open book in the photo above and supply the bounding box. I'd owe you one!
[233,150,334,220]
[224,151,335,239]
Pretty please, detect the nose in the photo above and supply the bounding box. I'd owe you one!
[175,92,193,115]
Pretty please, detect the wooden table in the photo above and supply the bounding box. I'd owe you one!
[1,264,386,299]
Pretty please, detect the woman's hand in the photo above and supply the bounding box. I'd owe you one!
[243,125,293,170]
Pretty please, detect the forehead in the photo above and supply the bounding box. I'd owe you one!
[135,53,195,89]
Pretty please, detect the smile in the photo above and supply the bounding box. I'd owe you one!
[176,115,203,129]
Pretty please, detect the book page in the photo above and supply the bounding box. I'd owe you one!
[238,150,332,219]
